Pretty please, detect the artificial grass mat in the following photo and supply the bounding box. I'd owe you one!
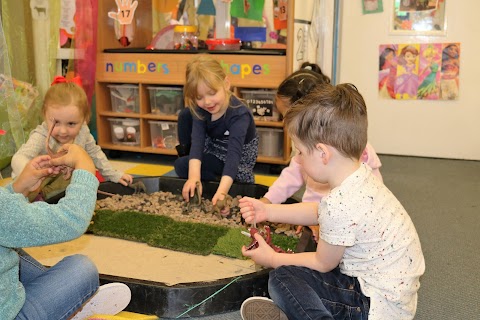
[89,210,299,259]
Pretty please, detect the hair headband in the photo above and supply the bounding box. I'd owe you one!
[51,75,82,87]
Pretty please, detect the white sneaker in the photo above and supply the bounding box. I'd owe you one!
[71,282,131,320]
[240,296,288,320]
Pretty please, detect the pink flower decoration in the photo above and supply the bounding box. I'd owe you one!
[269,31,279,40]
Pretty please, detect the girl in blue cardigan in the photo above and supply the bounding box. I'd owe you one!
[1,145,130,320]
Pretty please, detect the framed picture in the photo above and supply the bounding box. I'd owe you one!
[378,42,460,100]
[362,0,384,14]
[390,0,447,36]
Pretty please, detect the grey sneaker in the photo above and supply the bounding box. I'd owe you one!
[241,297,288,320]
[71,282,131,320]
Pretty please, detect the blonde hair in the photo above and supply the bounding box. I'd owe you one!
[423,45,437,58]
[284,83,368,160]
[42,82,90,123]
[183,55,231,118]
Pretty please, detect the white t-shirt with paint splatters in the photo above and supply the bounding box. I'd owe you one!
[319,163,425,320]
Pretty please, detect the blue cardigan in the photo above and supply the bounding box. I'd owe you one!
[0,170,99,319]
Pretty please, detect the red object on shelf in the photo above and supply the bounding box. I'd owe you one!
[205,38,241,51]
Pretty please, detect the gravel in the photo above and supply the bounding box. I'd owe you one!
[95,191,299,237]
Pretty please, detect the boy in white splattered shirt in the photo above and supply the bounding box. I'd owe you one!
[239,83,425,320]
[260,63,383,242]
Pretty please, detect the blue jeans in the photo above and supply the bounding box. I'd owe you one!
[269,266,370,320]
[15,249,99,320]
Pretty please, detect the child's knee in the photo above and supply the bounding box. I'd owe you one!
[62,254,98,280]
[174,157,189,178]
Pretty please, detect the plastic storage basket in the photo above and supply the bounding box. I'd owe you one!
[240,89,280,121]
[147,86,184,115]
[148,120,179,149]
[257,127,284,157]
[107,118,140,146]
[108,84,140,113]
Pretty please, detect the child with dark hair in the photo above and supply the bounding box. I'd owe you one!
[274,62,331,116]
[261,63,382,242]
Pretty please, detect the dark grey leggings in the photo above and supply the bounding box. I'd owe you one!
[174,153,224,181]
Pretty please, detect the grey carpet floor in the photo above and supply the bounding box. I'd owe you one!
[168,155,480,320]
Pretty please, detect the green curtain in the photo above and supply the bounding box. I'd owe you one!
[0,0,60,170]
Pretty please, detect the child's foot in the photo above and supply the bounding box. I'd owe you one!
[71,282,131,320]
[240,296,288,320]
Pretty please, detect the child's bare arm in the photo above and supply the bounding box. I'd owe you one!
[240,198,319,226]
[243,234,345,273]
[182,159,202,201]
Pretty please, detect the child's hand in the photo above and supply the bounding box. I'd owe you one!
[212,192,231,216]
[13,155,58,196]
[239,196,268,225]
[241,233,275,268]
[49,144,96,175]
[182,179,202,202]
[118,173,134,186]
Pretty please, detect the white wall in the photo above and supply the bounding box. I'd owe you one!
[338,1,480,160]
[293,0,335,77]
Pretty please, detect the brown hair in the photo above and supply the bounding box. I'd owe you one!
[183,55,231,118]
[42,82,90,123]
[398,45,419,66]
[284,83,368,160]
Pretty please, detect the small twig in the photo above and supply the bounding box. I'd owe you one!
[46,119,72,179]
[46,119,67,158]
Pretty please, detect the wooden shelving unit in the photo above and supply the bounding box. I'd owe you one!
[95,0,294,165]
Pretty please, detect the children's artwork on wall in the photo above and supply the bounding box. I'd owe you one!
[394,44,420,99]
[273,0,288,29]
[391,0,446,35]
[417,43,442,100]
[399,0,439,12]
[230,0,265,21]
[362,0,383,14]
[59,0,76,48]
[378,42,460,100]
[440,43,460,100]
[379,44,398,99]
[108,0,139,47]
